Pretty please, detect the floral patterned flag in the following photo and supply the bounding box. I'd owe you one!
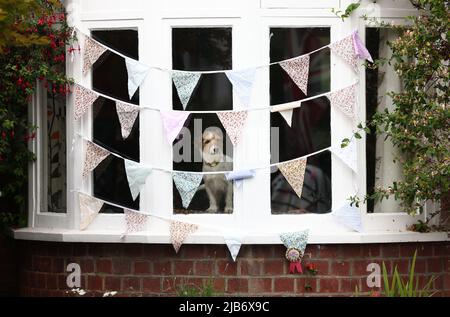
[330,35,358,72]
[170,220,199,253]
[116,101,140,139]
[172,72,201,109]
[327,84,357,119]
[225,68,256,108]
[279,55,310,95]
[217,111,248,146]
[124,209,149,234]
[83,36,107,74]
[79,193,103,230]
[125,57,151,99]
[333,204,362,232]
[279,229,309,274]
[173,172,203,209]
[124,159,152,200]
[160,110,190,144]
[74,85,99,120]
[82,141,111,178]
[277,158,307,199]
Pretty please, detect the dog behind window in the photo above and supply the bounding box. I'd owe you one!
[201,127,233,213]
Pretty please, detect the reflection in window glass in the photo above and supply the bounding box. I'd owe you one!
[92,30,140,213]
[270,28,331,214]
[172,28,233,214]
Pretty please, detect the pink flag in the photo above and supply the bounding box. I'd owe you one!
[83,36,108,74]
[327,84,357,119]
[279,55,310,95]
[330,35,358,72]
[74,85,99,120]
[160,110,190,144]
[217,111,248,146]
[116,101,140,139]
[124,209,149,234]
[169,220,198,253]
[82,141,111,178]
[352,31,373,63]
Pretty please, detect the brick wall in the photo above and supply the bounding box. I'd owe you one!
[6,240,448,297]
[0,235,18,296]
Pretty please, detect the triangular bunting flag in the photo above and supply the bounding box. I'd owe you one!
[82,141,111,178]
[116,102,140,139]
[170,220,198,253]
[173,172,203,209]
[217,111,248,146]
[79,193,103,230]
[225,68,256,108]
[74,85,99,120]
[172,72,201,109]
[223,230,245,262]
[124,209,149,234]
[279,55,310,95]
[160,110,190,144]
[327,84,357,119]
[82,36,107,75]
[352,31,373,63]
[333,204,362,232]
[277,158,307,199]
[330,35,358,72]
[124,159,152,200]
[333,141,357,173]
[125,58,151,99]
[279,229,309,274]
[279,109,294,127]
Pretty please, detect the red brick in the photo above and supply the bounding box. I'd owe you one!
[310,260,329,275]
[239,259,261,276]
[340,278,361,294]
[153,261,172,275]
[178,245,205,258]
[227,278,249,293]
[381,244,399,257]
[206,246,228,259]
[361,244,381,258]
[174,261,194,275]
[427,258,443,273]
[414,259,426,273]
[46,274,58,289]
[104,277,121,291]
[96,259,112,274]
[263,260,285,275]
[101,244,122,257]
[443,274,450,290]
[134,261,151,275]
[34,273,46,288]
[212,278,226,293]
[274,278,294,292]
[123,278,141,292]
[353,260,377,276]
[72,243,88,257]
[81,259,94,273]
[341,245,362,258]
[297,278,317,293]
[445,258,450,272]
[217,260,237,276]
[87,276,103,291]
[249,278,272,293]
[400,243,431,257]
[318,245,339,258]
[143,278,161,292]
[194,261,214,276]
[123,245,142,257]
[142,245,175,258]
[112,259,131,275]
[330,261,351,276]
[391,259,409,273]
[51,258,65,273]
[252,245,274,258]
[238,245,253,258]
[319,278,339,293]
[434,243,450,256]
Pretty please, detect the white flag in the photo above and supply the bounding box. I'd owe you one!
[225,68,256,108]
[333,204,362,232]
[79,193,103,230]
[125,58,151,99]
[124,159,152,200]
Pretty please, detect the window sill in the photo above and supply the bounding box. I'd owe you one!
[11,227,449,244]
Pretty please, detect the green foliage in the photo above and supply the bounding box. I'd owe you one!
[0,0,75,227]
[332,1,361,21]
[347,0,450,217]
[382,250,436,297]
[176,279,220,297]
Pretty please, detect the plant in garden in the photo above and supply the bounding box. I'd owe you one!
[0,0,75,228]
[347,0,449,222]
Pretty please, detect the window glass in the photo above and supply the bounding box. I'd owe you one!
[172,28,234,214]
[92,30,140,213]
[270,28,332,214]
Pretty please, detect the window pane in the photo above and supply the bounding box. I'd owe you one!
[172,28,233,214]
[92,30,140,213]
[270,28,332,214]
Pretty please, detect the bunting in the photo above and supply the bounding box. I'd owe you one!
[172,72,201,109]
[116,102,139,139]
[160,110,191,144]
[170,220,199,253]
[217,111,248,146]
[82,36,107,75]
[82,141,111,178]
[333,204,362,232]
[327,84,357,119]
[330,34,358,72]
[79,193,103,230]
[173,172,203,209]
[277,158,307,199]
[124,209,149,234]
[352,31,373,63]
[124,159,152,200]
[74,85,99,120]
[225,170,255,189]
[125,58,151,99]
[225,68,256,108]
[333,141,357,173]
[223,230,245,262]
[279,55,310,95]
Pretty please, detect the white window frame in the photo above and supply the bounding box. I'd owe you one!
[18,0,448,243]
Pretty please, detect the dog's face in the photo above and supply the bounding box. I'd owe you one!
[202,127,224,165]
